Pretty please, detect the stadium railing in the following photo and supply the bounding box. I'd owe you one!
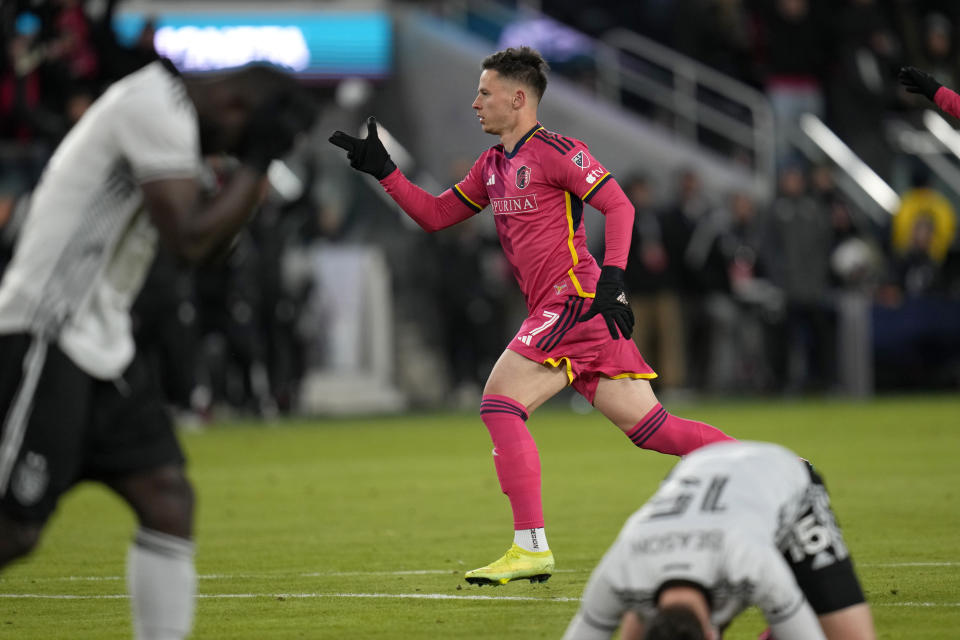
[594,28,776,197]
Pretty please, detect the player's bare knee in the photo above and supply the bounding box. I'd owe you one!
[121,467,195,537]
[147,468,194,531]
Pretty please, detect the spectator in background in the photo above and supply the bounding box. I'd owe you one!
[194,228,277,418]
[6,1,100,137]
[248,182,319,415]
[883,175,956,301]
[916,12,958,92]
[622,174,687,391]
[660,170,712,265]
[132,246,208,423]
[810,163,884,270]
[90,0,160,83]
[874,173,960,390]
[683,185,739,393]
[434,216,510,406]
[0,178,28,278]
[628,0,680,46]
[890,214,944,296]
[763,162,835,393]
[828,197,884,290]
[672,0,760,160]
[674,0,758,87]
[827,0,899,180]
[712,190,781,392]
[539,1,626,39]
[44,0,100,107]
[0,11,68,187]
[753,0,831,165]
[809,163,840,208]
[658,168,714,390]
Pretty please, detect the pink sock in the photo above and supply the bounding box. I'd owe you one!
[626,403,735,456]
[480,394,543,529]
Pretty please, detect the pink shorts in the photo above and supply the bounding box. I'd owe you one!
[507,296,657,403]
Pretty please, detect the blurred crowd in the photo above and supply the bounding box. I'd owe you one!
[0,0,159,190]
[2,0,960,419]
[537,0,957,174]
[617,162,960,396]
[0,1,325,420]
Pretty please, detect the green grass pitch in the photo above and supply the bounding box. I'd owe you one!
[1,395,958,638]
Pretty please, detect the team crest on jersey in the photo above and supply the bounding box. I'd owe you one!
[516,165,532,189]
[571,151,590,169]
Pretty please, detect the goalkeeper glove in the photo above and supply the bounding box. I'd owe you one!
[239,89,317,173]
[898,66,942,101]
[328,116,397,180]
[578,266,634,340]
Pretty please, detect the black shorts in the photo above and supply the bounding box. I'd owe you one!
[778,465,867,614]
[0,333,185,523]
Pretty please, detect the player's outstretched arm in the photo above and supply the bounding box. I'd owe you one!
[899,66,960,119]
[144,89,316,263]
[329,116,480,232]
[329,116,397,179]
[562,551,629,640]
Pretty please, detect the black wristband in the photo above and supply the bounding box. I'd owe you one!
[599,265,625,284]
[377,158,398,181]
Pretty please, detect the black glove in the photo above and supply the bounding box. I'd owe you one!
[578,266,634,340]
[239,89,317,173]
[899,66,942,101]
[328,116,397,180]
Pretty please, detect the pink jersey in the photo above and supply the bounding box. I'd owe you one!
[380,123,634,311]
[935,85,960,119]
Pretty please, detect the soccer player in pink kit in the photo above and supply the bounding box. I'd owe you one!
[330,47,735,585]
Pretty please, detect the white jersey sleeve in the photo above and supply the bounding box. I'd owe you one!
[727,540,826,640]
[562,549,627,640]
[113,67,200,183]
[0,61,201,378]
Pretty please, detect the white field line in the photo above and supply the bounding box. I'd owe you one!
[0,593,956,607]
[0,592,579,602]
[5,562,952,584]
[881,602,960,607]
[859,562,960,567]
[1,569,578,583]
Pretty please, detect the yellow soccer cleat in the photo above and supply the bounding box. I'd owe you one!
[464,544,555,586]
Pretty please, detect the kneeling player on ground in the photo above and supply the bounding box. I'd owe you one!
[329,46,735,586]
[563,441,876,640]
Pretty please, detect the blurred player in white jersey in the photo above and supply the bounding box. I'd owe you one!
[563,441,875,640]
[0,59,315,639]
